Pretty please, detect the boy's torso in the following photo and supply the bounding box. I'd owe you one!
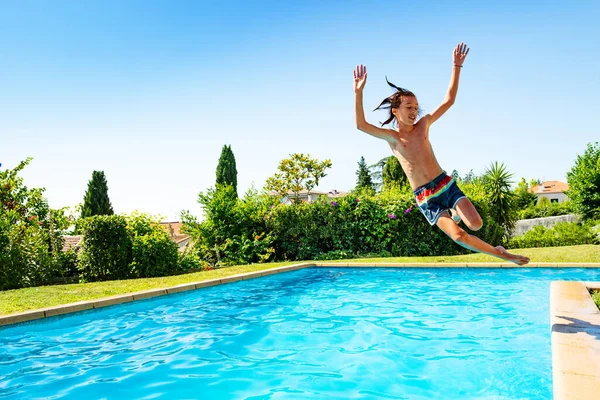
[387,118,444,190]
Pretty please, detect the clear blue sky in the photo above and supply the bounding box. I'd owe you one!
[2,0,599,221]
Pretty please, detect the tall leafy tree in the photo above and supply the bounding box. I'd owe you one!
[566,142,600,220]
[369,157,387,191]
[514,177,537,210]
[216,144,238,198]
[355,156,374,191]
[483,161,516,237]
[382,156,407,190]
[265,153,332,202]
[81,171,114,218]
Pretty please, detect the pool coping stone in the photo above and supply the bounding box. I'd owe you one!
[551,280,600,400]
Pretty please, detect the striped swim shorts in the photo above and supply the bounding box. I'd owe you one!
[413,171,466,225]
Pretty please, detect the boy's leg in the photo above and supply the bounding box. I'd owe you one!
[435,212,529,265]
[454,197,483,231]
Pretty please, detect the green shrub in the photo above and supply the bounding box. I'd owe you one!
[537,196,551,207]
[518,201,575,219]
[183,185,277,266]
[184,179,510,264]
[126,213,180,278]
[79,215,132,281]
[507,221,598,249]
[178,250,208,272]
[130,231,179,278]
[0,159,72,290]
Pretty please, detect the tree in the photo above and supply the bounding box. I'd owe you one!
[1,158,70,290]
[537,196,551,208]
[566,142,600,220]
[369,157,388,191]
[265,153,332,202]
[382,156,407,190]
[355,156,375,192]
[483,161,517,237]
[216,144,238,198]
[81,171,114,219]
[514,177,537,210]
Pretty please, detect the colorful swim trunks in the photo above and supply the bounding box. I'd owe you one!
[413,171,466,225]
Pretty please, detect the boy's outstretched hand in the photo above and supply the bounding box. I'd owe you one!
[453,43,469,67]
[353,64,367,93]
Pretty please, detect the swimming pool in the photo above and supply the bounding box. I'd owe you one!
[1,267,600,399]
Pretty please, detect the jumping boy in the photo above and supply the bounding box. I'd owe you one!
[353,43,529,265]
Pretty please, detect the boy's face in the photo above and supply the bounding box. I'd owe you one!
[393,96,419,125]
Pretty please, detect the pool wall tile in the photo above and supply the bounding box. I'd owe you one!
[551,280,600,400]
[44,301,94,317]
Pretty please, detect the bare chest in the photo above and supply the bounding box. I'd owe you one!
[391,128,429,156]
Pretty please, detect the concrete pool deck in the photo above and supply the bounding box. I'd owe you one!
[551,280,600,399]
[1,262,599,399]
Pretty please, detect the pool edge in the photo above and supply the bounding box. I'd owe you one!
[0,262,316,328]
[2,262,600,329]
[550,280,600,399]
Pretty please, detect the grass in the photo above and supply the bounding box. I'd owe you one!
[592,290,600,310]
[1,244,599,316]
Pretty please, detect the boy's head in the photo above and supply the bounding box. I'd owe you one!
[374,78,421,127]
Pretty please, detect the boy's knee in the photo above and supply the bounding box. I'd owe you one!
[451,228,469,243]
[469,217,483,231]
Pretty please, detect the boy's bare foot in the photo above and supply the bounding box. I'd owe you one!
[495,246,530,266]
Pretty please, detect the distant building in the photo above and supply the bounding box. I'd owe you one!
[270,189,348,205]
[528,181,569,204]
[159,221,192,252]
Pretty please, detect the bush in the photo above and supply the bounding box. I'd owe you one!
[178,250,209,272]
[126,213,180,278]
[0,159,72,290]
[130,230,179,278]
[518,201,575,219]
[566,142,600,220]
[507,221,598,249]
[183,185,277,266]
[78,215,132,281]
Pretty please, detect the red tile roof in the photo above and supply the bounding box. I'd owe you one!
[528,181,569,194]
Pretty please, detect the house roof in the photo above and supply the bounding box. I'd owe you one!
[528,181,569,195]
[160,221,190,244]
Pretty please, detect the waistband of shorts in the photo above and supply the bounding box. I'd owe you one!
[413,171,449,195]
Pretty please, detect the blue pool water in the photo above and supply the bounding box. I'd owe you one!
[2,267,600,399]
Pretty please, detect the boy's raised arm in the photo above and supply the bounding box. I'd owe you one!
[427,43,470,126]
[354,64,394,141]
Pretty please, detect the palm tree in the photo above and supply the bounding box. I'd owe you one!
[484,161,517,237]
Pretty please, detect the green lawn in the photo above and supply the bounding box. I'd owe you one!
[1,244,599,316]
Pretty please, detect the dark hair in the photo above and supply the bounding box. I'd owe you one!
[373,77,419,126]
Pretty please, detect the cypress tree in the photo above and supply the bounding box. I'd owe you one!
[81,171,114,218]
[356,156,374,191]
[216,145,238,197]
